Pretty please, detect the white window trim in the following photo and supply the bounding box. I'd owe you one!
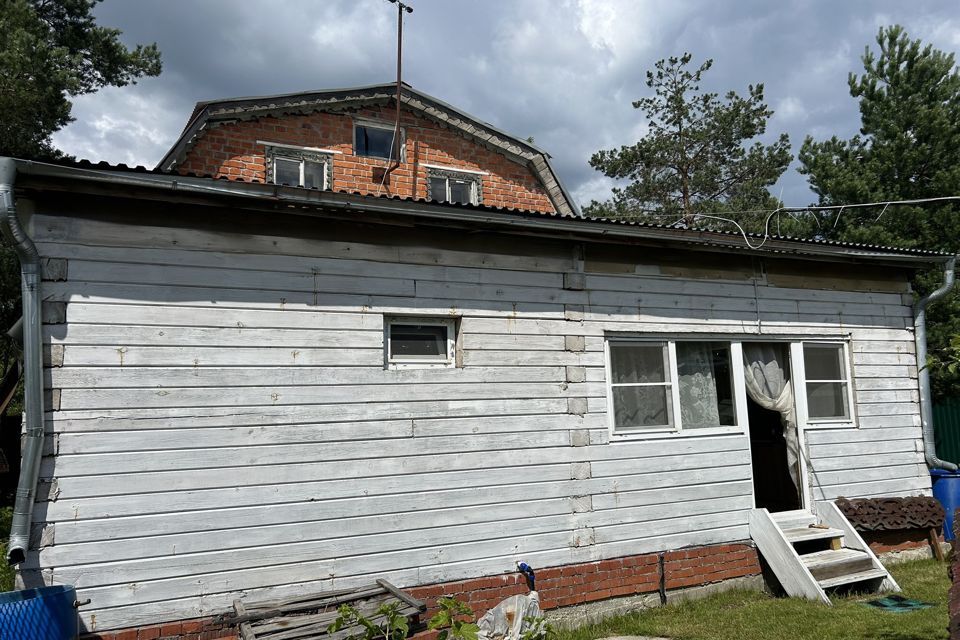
[353,119,405,162]
[421,163,489,176]
[265,144,332,190]
[385,316,456,369]
[256,140,343,154]
[604,337,748,440]
[426,168,482,205]
[791,340,858,430]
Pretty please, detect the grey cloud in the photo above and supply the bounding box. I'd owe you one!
[52,0,960,210]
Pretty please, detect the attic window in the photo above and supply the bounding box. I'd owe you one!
[354,121,403,161]
[265,144,333,190]
[427,168,482,205]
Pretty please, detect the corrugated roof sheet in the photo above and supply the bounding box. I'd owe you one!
[27,157,953,259]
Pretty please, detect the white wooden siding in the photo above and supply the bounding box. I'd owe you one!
[27,212,928,631]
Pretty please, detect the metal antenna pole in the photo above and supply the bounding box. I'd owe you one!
[384,0,413,184]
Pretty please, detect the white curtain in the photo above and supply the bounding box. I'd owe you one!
[677,342,721,427]
[742,343,799,490]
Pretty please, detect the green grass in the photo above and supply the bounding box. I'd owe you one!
[553,559,950,640]
[0,507,13,592]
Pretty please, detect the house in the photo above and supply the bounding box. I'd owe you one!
[0,84,953,637]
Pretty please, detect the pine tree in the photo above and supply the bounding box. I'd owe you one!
[586,54,791,230]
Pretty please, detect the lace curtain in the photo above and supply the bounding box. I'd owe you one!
[677,342,722,427]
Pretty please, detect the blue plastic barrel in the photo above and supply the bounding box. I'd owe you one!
[931,468,960,540]
[0,585,78,640]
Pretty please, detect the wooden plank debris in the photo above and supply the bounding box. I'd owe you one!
[221,581,425,640]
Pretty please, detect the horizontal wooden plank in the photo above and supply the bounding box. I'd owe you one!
[48,398,569,433]
[47,325,381,348]
[51,430,577,476]
[56,413,598,454]
[43,283,568,320]
[48,365,565,390]
[805,426,921,445]
[34,221,576,272]
[56,381,593,412]
[42,490,576,566]
[49,245,563,288]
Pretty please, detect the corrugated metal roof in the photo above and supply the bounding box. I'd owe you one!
[18,156,953,260]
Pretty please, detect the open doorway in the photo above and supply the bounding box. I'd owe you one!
[742,342,803,513]
[748,397,801,512]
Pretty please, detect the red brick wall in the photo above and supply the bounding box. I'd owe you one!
[176,106,556,213]
[860,529,940,554]
[80,617,235,640]
[408,543,760,620]
[80,543,760,640]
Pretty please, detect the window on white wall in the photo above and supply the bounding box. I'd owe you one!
[385,317,456,368]
[802,342,852,421]
[606,339,739,434]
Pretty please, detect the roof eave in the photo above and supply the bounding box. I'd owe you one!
[13,159,950,270]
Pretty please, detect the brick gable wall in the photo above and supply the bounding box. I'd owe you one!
[176,106,556,213]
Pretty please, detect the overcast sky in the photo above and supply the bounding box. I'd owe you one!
[51,0,960,209]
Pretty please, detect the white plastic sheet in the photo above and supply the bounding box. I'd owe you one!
[476,591,543,640]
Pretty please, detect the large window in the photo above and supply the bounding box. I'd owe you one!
[802,342,852,421]
[606,340,738,434]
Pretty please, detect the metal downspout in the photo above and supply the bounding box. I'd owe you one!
[915,255,959,471]
[0,157,45,564]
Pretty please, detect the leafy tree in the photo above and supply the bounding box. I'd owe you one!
[0,0,161,415]
[586,54,792,229]
[0,0,162,159]
[799,25,960,399]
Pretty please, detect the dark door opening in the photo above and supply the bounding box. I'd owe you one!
[748,397,801,512]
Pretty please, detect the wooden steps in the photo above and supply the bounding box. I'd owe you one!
[750,500,899,604]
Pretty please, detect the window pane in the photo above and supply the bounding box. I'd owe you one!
[429,177,448,202]
[806,382,849,419]
[449,180,471,204]
[303,160,325,189]
[677,342,736,427]
[609,343,667,384]
[613,385,673,429]
[275,158,300,186]
[355,125,395,159]
[804,344,845,380]
[390,324,447,359]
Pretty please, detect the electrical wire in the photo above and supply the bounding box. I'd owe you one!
[688,195,960,251]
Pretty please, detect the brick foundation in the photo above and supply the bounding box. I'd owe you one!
[80,542,761,640]
[861,528,941,554]
[80,617,236,640]
[408,543,761,619]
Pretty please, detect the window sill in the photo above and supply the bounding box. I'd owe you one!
[386,361,456,370]
[802,420,858,430]
[609,426,745,442]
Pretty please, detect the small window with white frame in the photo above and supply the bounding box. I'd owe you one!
[801,342,854,422]
[605,339,740,435]
[385,317,456,368]
[427,168,481,205]
[265,144,332,190]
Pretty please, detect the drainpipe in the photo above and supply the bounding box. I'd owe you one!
[915,255,958,472]
[0,157,46,564]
